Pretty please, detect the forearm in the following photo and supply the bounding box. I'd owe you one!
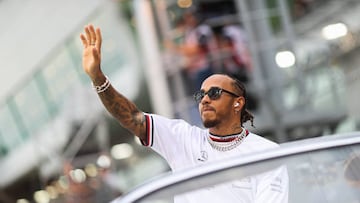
[93,75,146,140]
[79,24,144,136]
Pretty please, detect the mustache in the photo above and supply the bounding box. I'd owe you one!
[201,105,215,112]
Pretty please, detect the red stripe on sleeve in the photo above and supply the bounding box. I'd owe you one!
[140,115,152,146]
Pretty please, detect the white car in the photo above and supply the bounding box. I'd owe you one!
[111,132,360,203]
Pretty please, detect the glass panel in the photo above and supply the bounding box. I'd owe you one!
[0,105,24,153]
[308,67,345,109]
[283,79,301,109]
[283,63,346,110]
[65,38,87,83]
[42,48,81,108]
[13,80,50,135]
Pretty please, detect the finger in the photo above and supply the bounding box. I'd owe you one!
[85,25,92,44]
[89,25,96,45]
[95,28,102,53]
[80,34,88,48]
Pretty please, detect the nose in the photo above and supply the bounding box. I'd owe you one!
[200,93,211,105]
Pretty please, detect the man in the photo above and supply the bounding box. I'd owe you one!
[80,25,288,202]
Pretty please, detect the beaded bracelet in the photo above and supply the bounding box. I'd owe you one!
[92,76,111,93]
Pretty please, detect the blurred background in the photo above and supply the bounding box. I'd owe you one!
[0,0,360,202]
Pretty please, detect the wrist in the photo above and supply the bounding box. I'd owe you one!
[91,73,106,86]
[86,63,102,81]
[92,75,111,93]
[88,65,104,84]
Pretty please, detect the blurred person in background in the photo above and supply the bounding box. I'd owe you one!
[80,24,288,203]
[219,23,252,84]
[218,23,259,111]
[165,9,218,93]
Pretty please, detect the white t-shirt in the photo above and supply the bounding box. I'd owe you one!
[141,114,289,203]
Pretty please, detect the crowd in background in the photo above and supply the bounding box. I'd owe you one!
[164,9,253,95]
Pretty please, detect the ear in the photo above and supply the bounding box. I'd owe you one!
[234,97,245,110]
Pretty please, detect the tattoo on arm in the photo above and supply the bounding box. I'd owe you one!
[97,85,147,140]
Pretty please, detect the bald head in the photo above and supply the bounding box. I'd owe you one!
[201,74,234,91]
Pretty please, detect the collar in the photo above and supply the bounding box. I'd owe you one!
[209,129,249,142]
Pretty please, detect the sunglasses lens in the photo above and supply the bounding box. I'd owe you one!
[194,91,204,103]
[207,88,221,100]
[194,88,223,103]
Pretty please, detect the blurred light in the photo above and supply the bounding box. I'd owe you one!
[84,163,98,177]
[97,154,112,168]
[45,186,59,199]
[275,51,296,68]
[53,181,65,194]
[17,199,30,203]
[322,23,348,40]
[70,169,87,183]
[58,176,69,190]
[177,0,192,8]
[45,186,58,199]
[33,190,50,203]
[111,143,134,160]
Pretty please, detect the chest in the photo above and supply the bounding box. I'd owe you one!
[183,138,251,168]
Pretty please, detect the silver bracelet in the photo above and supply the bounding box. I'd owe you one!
[92,76,111,93]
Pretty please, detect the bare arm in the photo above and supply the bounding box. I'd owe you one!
[96,81,147,140]
[80,24,147,140]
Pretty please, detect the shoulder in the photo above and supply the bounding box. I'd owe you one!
[146,113,205,134]
[149,113,192,126]
[246,131,279,149]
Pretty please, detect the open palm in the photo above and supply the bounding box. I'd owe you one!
[80,25,102,79]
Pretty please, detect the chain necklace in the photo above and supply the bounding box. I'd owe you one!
[207,128,248,152]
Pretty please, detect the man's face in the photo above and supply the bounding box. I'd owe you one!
[197,75,239,128]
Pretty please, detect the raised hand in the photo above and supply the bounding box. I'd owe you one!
[80,24,102,80]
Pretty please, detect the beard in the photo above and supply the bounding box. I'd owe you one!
[202,118,220,128]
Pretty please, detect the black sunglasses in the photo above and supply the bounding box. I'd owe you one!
[193,87,240,103]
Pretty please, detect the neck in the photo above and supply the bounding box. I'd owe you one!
[209,124,243,137]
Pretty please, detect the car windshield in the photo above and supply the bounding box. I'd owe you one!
[112,132,360,203]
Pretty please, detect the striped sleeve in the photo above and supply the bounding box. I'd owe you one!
[140,114,154,147]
